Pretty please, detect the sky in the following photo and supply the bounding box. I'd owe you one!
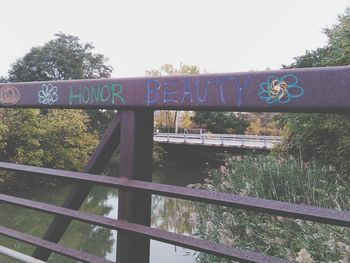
[0,0,349,78]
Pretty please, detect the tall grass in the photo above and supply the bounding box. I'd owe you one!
[190,156,350,262]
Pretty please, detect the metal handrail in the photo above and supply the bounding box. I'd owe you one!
[1,66,350,262]
[153,133,282,149]
[0,245,45,263]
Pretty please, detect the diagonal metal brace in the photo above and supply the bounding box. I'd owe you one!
[32,113,121,261]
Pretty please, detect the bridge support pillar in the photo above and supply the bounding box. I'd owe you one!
[117,110,154,263]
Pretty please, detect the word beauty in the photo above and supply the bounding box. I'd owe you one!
[145,76,252,106]
[0,86,20,105]
[68,83,125,105]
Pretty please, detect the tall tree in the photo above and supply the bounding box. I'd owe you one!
[7,32,115,136]
[8,33,112,82]
[0,33,111,187]
[277,8,350,179]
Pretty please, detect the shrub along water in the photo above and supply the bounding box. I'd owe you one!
[190,155,350,262]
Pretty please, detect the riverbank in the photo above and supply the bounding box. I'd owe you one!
[191,155,350,262]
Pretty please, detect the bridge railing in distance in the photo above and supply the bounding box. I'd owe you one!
[153,132,282,149]
[0,66,350,263]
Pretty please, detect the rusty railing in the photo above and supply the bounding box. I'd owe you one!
[0,66,349,263]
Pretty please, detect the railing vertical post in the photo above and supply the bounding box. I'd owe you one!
[117,110,154,263]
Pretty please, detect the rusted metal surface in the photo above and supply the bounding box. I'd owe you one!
[1,66,350,112]
[117,110,154,263]
[0,194,292,263]
[1,66,350,262]
[0,226,113,263]
[32,113,121,261]
[0,162,349,227]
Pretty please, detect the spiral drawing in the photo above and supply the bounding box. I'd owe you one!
[259,74,304,104]
[0,86,20,105]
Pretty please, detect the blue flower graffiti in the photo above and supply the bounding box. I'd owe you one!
[259,74,304,104]
[38,83,58,105]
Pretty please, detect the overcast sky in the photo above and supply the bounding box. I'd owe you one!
[0,0,349,78]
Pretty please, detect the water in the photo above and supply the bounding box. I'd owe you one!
[0,162,210,263]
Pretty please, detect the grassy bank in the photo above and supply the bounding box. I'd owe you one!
[190,155,350,262]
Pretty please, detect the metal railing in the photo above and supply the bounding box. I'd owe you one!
[0,66,349,263]
[154,132,282,149]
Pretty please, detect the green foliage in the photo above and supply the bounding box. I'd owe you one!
[0,109,44,167]
[245,113,281,136]
[145,63,200,76]
[39,110,98,171]
[0,109,44,186]
[278,8,350,179]
[8,33,112,82]
[191,156,350,262]
[287,8,350,69]
[192,112,249,134]
[6,32,114,137]
[0,33,113,187]
[0,109,98,186]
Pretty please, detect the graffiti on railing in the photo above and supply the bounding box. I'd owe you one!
[0,86,20,105]
[67,83,125,105]
[259,74,304,104]
[38,83,58,105]
[145,75,253,106]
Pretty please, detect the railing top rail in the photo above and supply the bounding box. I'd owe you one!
[1,66,350,112]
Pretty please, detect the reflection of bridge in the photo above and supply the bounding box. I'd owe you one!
[154,133,282,150]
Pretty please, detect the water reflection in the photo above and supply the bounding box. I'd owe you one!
[0,163,209,262]
[152,196,193,235]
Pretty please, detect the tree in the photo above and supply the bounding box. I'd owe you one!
[245,113,281,136]
[39,110,98,171]
[192,112,249,134]
[286,8,350,69]
[8,33,112,82]
[7,33,115,136]
[0,33,110,187]
[145,63,200,77]
[0,109,45,186]
[277,8,350,179]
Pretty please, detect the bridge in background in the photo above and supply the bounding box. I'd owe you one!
[154,133,282,149]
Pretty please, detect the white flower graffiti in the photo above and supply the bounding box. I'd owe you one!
[38,83,58,105]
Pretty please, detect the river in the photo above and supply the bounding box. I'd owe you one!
[0,162,211,263]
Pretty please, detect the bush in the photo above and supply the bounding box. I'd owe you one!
[190,155,350,262]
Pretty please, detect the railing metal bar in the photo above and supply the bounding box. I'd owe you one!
[0,226,113,263]
[0,245,45,263]
[0,194,291,263]
[0,162,349,227]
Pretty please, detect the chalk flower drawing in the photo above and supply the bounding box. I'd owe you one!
[259,74,304,104]
[38,83,58,105]
[0,86,20,105]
